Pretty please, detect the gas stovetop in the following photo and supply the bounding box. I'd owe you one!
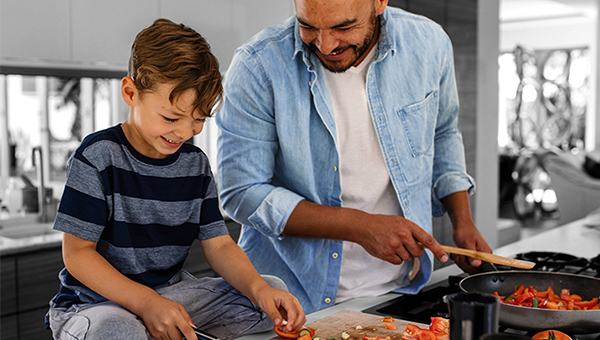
[362,251,600,340]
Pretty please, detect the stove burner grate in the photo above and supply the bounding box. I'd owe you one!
[515,251,600,277]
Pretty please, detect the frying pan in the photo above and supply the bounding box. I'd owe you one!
[459,271,600,334]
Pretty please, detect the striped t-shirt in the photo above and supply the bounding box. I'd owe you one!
[49,124,227,308]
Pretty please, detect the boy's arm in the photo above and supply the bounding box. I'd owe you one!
[62,233,198,340]
[200,235,306,332]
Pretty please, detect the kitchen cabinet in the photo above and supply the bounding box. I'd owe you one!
[1,0,293,74]
[0,0,71,63]
[0,247,62,340]
[70,0,159,69]
[1,256,17,315]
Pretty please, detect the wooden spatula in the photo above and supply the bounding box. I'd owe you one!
[420,243,536,269]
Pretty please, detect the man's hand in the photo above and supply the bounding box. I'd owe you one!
[137,295,197,340]
[284,201,449,266]
[451,220,493,274]
[355,214,449,265]
[442,191,493,275]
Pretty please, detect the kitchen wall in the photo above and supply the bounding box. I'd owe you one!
[0,0,295,75]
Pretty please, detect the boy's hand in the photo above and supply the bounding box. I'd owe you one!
[137,295,197,340]
[255,286,306,333]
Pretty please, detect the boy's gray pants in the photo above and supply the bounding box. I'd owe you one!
[48,272,286,340]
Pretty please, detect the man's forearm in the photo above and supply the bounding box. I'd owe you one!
[440,190,474,230]
[282,200,367,243]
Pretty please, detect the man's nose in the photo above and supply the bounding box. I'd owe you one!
[315,30,339,55]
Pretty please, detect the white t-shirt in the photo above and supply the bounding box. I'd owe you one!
[324,45,410,303]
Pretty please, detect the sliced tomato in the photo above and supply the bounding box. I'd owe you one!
[531,330,572,340]
[401,323,438,340]
[382,316,395,323]
[383,323,397,330]
[417,329,437,340]
[273,325,315,339]
[429,317,449,339]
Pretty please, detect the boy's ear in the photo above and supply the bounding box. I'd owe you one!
[121,77,137,106]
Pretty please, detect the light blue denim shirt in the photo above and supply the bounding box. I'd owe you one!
[216,7,475,314]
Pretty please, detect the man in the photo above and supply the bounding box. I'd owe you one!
[216,0,492,314]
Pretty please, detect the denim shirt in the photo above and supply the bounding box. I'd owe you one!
[216,7,475,314]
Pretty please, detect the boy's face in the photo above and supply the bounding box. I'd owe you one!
[121,78,206,159]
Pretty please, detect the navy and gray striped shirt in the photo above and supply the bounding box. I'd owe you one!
[50,124,227,308]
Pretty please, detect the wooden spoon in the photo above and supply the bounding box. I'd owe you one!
[420,243,536,269]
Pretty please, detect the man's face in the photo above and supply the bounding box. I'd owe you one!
[295,0,387,73]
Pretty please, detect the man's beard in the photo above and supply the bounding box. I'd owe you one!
[311,12,379,73]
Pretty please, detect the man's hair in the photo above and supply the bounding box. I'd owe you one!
[128,18,222,117]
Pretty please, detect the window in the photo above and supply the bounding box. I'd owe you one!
[0,74,126,216]
[498,46,590,152]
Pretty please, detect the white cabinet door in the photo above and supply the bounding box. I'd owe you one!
[160,0,294,72]
[159,0,233,73]
[0,0,71,63]
[71,0,159,70]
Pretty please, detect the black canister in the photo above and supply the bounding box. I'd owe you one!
[447,292,500,340]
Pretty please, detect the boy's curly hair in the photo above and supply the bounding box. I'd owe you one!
[128,18,222,117]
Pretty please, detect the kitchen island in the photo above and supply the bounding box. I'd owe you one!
[238,217,600,340]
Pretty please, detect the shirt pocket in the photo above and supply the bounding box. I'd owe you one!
[397,91,439,157]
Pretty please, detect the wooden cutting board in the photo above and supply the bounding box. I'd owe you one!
[270,310,429,340]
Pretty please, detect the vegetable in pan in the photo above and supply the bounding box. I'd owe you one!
[494,285,600,310]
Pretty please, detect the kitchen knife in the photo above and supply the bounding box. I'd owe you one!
[191,326,220,340]
[420,243,536,269]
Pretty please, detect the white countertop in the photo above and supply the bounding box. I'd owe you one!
[0,215,62,256]
[494,217,600,259]
[238,216,600,340]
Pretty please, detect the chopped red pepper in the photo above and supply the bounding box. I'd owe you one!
[496,285,600,310]
[574,297,599,309]
[515,291,535,305]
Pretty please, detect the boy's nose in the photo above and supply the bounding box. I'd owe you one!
[175,126,194,142]
[178,123,203,141]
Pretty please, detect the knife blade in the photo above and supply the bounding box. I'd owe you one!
[191,326,220,340]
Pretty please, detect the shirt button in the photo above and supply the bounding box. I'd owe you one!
[324,298,331,304]
[332,252,339,259]
[334,166,338,172]
[309,80,312,86]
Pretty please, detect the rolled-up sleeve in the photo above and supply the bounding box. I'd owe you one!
[430,35,476,217]
[217,49,302,237]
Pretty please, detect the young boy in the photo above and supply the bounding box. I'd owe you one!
[46,19,305,340]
